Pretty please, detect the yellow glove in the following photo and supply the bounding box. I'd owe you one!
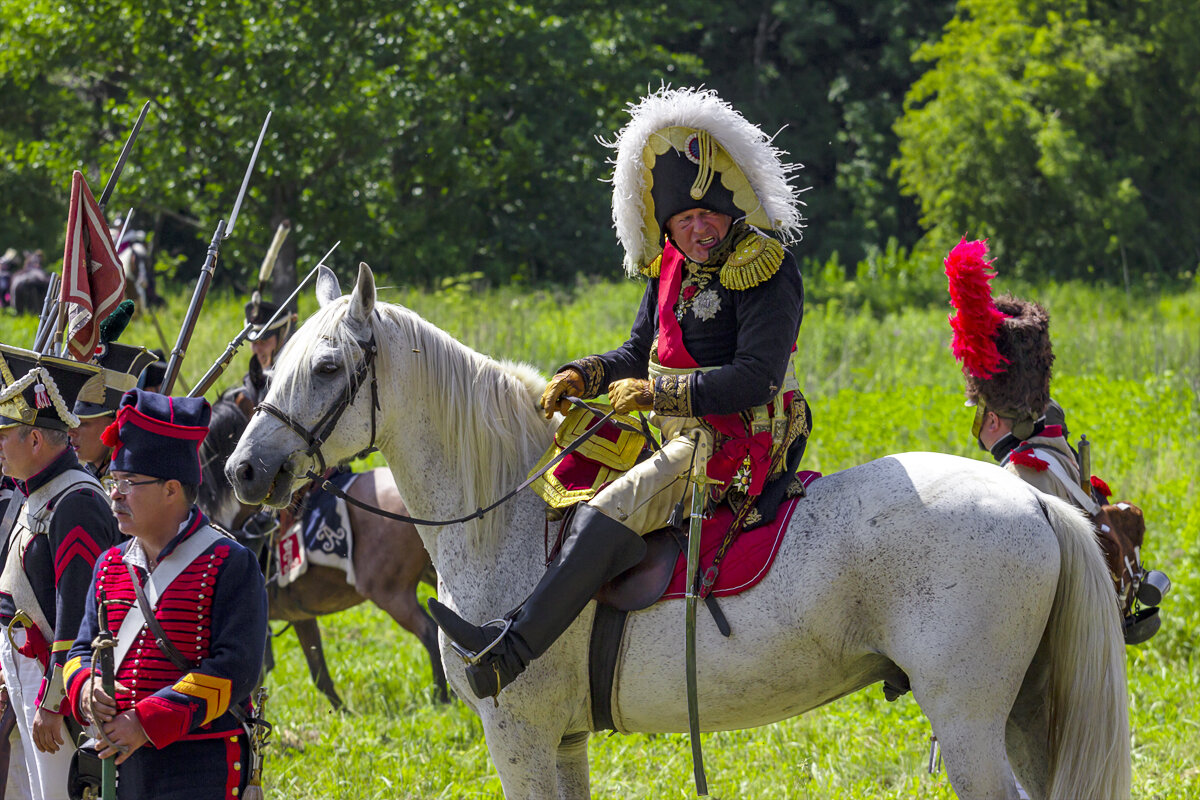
[540,369,585,419]
[608,378,653,414]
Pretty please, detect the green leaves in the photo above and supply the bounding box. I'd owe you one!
[894,0,1200,282]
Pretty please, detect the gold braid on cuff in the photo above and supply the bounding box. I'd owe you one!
[653,373,693,417]
[570,356,607,399]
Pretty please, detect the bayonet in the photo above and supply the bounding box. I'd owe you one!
[225,112,272,241]
[162,112,272,394]
[97,101,150,212]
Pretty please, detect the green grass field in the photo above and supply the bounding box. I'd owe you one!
[1,270,1196,799]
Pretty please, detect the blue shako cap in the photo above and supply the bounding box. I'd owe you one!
[104,389,212,485]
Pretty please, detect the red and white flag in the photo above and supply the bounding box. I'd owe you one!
[60,171,125,361]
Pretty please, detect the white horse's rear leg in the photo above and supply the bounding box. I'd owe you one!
[922,704,1022,800]
[1005,649,1051,800]
[556,731,591,799]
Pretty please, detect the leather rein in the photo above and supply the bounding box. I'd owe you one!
[252,334,647,528]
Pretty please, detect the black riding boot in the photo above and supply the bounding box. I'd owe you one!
[429,503,646,699]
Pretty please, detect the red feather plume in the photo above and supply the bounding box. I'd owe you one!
[1090,475,1112,499]
[945,237,1010,379]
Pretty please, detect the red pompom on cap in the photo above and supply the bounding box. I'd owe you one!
[1090,475,1113,499]
[946,237,1010,379]
[99,420,122,448]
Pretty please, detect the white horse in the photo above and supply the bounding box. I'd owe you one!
[226,263,1130,800]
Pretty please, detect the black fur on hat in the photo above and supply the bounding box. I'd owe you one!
[963,294,1054,423]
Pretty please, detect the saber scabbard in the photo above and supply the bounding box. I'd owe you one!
[684,430,711,796]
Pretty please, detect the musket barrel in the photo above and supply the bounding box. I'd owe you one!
[162,219,225,394]
[188,324,254,399]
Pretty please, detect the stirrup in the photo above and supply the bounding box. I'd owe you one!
[448,617,513,666]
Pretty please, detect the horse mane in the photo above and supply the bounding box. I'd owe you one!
[273,298,556,549]
[198,391,248,514]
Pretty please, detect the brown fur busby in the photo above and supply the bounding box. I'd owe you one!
[945,238,1054,427]
[963,295,1054,422]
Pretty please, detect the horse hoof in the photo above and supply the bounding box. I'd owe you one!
[1136,570,1171,607]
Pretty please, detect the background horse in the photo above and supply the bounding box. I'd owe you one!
[227,263,1130,800]
[201,386,447,708]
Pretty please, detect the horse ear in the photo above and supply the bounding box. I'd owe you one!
[316,265,342,308]
[349,262,376,324]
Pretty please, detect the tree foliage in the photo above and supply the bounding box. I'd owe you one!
[894,0,1200,282]
[665,0,955,267]
[0,0,694,290]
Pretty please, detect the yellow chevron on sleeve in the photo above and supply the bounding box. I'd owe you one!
[172,673,232,726]
[52,639,74,652]
[63,655,85,684]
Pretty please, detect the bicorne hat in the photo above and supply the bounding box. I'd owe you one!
[74,300,156,419]
[103,389,211,485]
[945,238,1053,437]
[244,293,289,334]
[74,342,157,419]
[605,86,807,276]
[0,344,100,431]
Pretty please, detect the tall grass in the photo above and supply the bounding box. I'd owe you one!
[0,272,1196,799]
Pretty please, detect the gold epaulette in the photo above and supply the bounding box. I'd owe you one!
[719,232,785,290]
[641,253,662,278]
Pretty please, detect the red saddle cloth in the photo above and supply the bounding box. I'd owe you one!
[661,471,821,600]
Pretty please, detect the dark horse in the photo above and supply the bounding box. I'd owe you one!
[200,385,447,708]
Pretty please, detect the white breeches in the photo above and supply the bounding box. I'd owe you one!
[589,416,712,535]
[0,630,74,800]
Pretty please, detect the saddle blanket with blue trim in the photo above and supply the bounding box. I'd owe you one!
[276,471,359,587]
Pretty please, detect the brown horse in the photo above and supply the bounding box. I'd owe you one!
[201,386,447,708]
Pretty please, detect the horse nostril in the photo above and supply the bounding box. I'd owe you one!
[236,460,256,482]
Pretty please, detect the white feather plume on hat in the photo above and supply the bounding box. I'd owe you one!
[603,86,807,276]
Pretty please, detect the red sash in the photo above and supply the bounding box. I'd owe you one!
[654,242,773,495]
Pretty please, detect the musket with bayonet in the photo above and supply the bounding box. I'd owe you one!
[188,239,340,399]
[51,101,151,356]
[162,111,272,395]
[94,590,118,800]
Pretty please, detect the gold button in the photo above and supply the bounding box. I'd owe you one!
[234,762,241,770]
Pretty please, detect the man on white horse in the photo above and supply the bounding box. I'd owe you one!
[945,238,1169,645]
[430,86,812,700]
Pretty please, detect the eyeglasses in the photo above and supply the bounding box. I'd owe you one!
[101,476,164,494]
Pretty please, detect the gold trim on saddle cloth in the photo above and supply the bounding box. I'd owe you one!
[528,403,646,510]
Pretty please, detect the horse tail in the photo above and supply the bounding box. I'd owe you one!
[1039,493,1131,800]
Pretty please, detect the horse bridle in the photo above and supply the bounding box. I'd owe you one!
[251,331,655,528]
[254,333,380,476]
